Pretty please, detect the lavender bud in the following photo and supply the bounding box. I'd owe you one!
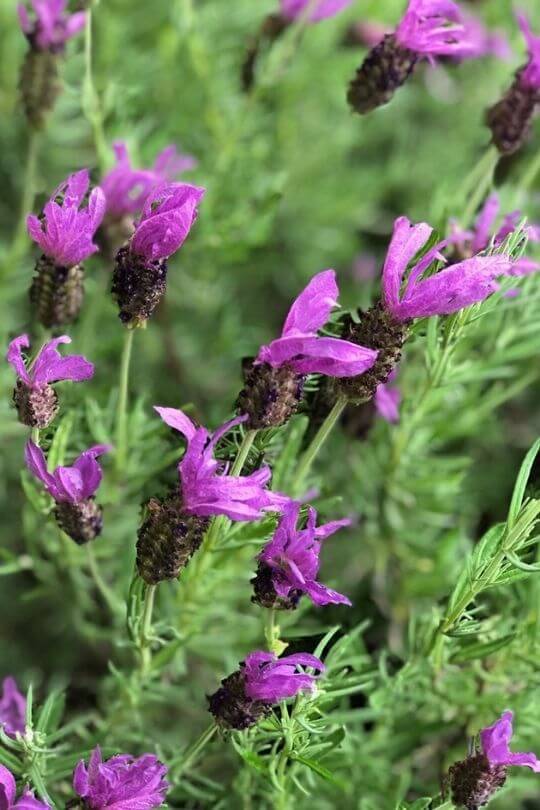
[448,753,507,809]
[29,255,85,328]
[251,562,302,611]
[207,669,271,731]
[111,246,168,328]
[136,495,210,586]
[347,35,418,115]
[54,498,103,545]
[13,380,58,429]
[486,71,540,155]
[19,49,61,130]
[237,359,305,430]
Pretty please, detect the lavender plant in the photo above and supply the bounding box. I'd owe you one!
[1,0,540,808]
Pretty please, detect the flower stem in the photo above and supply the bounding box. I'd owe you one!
[294,395,347,494]
[1,131,39,281]
[31,428,40,446]
[83,9,109,174]
[115,329,135,473]
[86,544,122,616]
[171,723,217,778]
[139,584,156,675]
[461,146,498,227]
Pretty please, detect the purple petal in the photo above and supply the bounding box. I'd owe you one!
[0,677,26,737]
[6,334,32,385]
[132,182,205,262]
[154,406,198,441]
[280,0,353,23]
[0,766,16,808]
[31,336,94,385]
[382,217,434,318]
[281,269,339,337]
[24,441,60,499]
[304,580,352,606]
[471,194,500,253]
[517,12,540,90]
[13,790,51,810]
[481,711,540,772]
[374,380,401,423]
[259,335,378,377]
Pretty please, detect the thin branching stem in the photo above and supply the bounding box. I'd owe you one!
[294,395,347,493]
[115,329,135,474]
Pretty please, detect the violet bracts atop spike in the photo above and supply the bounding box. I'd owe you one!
[252,500,351,610]
[0,764,50,810]
[0,678,26,738]
[111,182,205,327]
[487,13,540,155]
[154,407,288,521]
[18,0,86,52]
[449,711,539,808]
[208,650,325,730]
[73,746,169,810]
[7,334,94,429]
[237,270,378,429]
[280,0,353,23]
[25,441,111,545]
[348,0,477,114]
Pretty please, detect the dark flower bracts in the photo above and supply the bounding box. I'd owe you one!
[208,651,324,730]
[137,408,287,585]
[348,0,476,114]
[487,13,540,155]
[449,711,540,808]
[73,746,169,810]
[18,0,87,128]
[7,334,94,428]
[111,182,205,327]
[25,441,111,544]
[252,501,351,610]
[27,170,105,328]
[237,269,378,428]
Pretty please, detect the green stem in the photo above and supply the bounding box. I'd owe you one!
[461,146,498,227]
[31,428,40,447]
[86,545,122,616]
[1,131,39,280]
[84,9,109,173]
[519,145,540,194]
[171,723,217,778]
[294,395,347,493]
[139,584,156,675]
[115,329,135,473]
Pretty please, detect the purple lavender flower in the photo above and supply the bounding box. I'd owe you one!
[208,650,325,729]
[0,764,50,809]
[0,678,26,738]
[381,215,517,322]
[256,270,378,378]
[517,12,540,91]
[73,746,168,810]
[253,501,351,609]
[27,170,105,268]
[25,441,111,545]
[18,0,86,52]
[101,142,198,220]
[374,371,400,424]
[348,0,477,114]
[112,182,205,326]
[154,408,288,521]
[280,0,353,23]
[480,711,540,772]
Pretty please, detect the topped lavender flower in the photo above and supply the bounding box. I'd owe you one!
[208,650,325,730]
[154,408,286,521]
[280,0,353,23]
[7,334,94,429]
[449,711,540,808]
[112,182,205,326]
[348,0,477,114]
[0,678,26,738]
[101,142,198,220]
[18,0,86,52]
[252,501,351,610]
[0,764,50,810]
[238,270,378,429]
[27,170,105,268]
[25,441,111,545]
[73,746,169,810]
[487,13,540,154]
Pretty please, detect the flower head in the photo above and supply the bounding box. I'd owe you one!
[280,0,353,23]
[101,142,197,219]
[18,0,86,52]
[243,651,325,701]
[130,182,205,263]
[7,335,93,389]
[258,501,351,607]
[396,0,474,58]
[27,170,105,267]
[517,12,540,90]
[25,441,111,504]
[481,711,540,772]
[0,678,26,738]
[382,215,517,322]
[155,407,288,521]
[256,270,378,377]
[73,746,168,810]
[0,764,49,809]
[374,370,400,423]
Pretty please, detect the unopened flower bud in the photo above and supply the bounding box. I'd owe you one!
[54,498,103,545]
[208,668,271,731]
[251,562,302,610]
[13,380,58,428]
[19,49,61,130]
[29,256,85,328]
[348,35,418,114]
[237,360,305,430]
[111,246,168,328]
[448,753,507,809]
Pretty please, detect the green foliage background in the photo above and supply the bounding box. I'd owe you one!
[1,0,540,807]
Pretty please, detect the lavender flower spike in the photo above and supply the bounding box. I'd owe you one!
[7,334,94,429]
[73,746,169,810]
[253,500,352,609]
[0,764,50,810]
[487,12,540,155]
[481,711,540,772]
[18,1,86,52]
[280,0,353,24]
[238,270,378,429]
[0,678,26,738]
[25,441,111,545]
[348,0,476,114]
[112,182,205,326]
[28,170,106,329]
[208,650,325,730]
